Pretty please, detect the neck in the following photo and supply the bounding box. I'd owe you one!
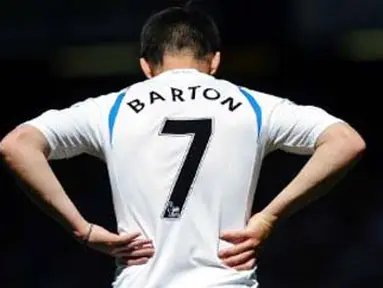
[153,55,212,76]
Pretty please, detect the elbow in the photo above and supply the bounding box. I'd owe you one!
[338,125,366,160]
[1,125,49,162]
[0,134,13,158]
[348,133,366,159]
[0,130,21,162]
[317,122,366,160]
[1,125,39,162]
[0,139,5,160]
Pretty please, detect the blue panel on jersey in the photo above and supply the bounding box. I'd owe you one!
[239,87,262,137]
[108,91,126,145]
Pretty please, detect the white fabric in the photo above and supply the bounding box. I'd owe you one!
[26,69,342,288]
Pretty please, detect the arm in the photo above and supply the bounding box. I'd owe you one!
[257,122,365,225]
[1,97,155,263]
[0,124,90,240]
[0,98,106,239]
[219,95,365,271]
[252,96,366,226]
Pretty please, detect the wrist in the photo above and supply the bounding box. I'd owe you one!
[246,212,276,241]
[72,220,91,241]
[249,212,278,229]
[257,212,278,225]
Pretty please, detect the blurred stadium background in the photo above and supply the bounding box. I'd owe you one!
[0,1,380,287]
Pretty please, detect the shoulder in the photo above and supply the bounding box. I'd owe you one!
[212,81,288,116]
[81,85,144,117]
[87,88,129,111]
[236,86,287,109]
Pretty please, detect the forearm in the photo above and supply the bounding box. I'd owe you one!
[259,126,365,223]
[1,139,89,239]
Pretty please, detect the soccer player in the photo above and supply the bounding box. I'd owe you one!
[1,6,365,288]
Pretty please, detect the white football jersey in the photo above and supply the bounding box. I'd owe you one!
[26,69,342,288]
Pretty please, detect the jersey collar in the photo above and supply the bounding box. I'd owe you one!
[154,68,212,79]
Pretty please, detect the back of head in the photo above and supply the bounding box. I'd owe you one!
[140,5,221,67]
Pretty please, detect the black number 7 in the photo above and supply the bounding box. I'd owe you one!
[160,119,212,219]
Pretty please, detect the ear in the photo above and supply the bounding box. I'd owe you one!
[140,58,153,78]
[209,52,221,75]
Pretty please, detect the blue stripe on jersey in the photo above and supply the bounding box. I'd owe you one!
[108,91,126,145]
[239,87,262,137]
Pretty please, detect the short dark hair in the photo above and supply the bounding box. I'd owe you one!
[140,7,221,66]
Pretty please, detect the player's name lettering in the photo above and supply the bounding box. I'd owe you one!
[126,86,242,113]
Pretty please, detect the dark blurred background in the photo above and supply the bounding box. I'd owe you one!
[0,1,381,287]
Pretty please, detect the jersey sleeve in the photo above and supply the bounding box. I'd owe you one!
[264,98,344,155]
[25,97,106,160]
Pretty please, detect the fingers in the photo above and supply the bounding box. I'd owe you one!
[233,258,256,271]
[119,247,155,258]
[116,245,155,267]
[220,230,248,244]
[111,239,153,254]
[126,257,150,266]
[112,239,155,257]
[116,256,151,266]
[113,232,142,246]
[219,231,259,271]
[113,237,155,266]
[219,238,259,258]
[221,250,255,267]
